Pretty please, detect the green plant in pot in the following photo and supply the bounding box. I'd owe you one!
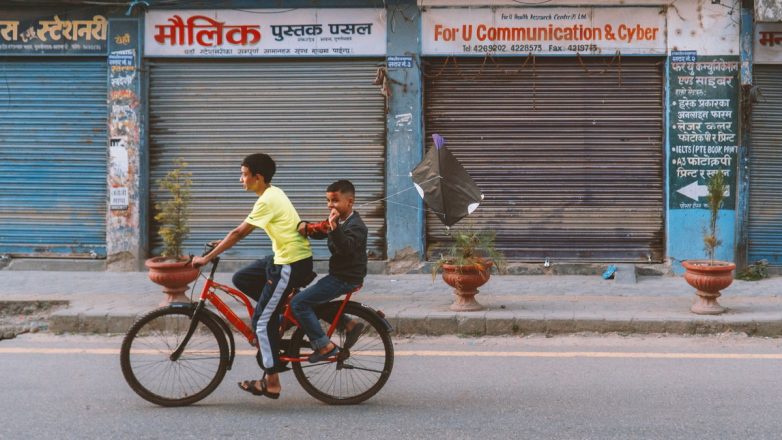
[145,159,199,305]
[432,229,506,311]
[681,170,735,315]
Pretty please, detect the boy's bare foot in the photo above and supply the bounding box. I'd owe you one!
[265,373,281,395]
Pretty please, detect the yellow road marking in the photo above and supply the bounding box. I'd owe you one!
[2,347,782,360]
[0,348,120,355]
[393,351,782,360]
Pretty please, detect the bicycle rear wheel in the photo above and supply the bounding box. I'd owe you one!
[290,302,394,404]
[120,305,229,407]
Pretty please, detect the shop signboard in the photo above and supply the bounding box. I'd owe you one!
[422,7,666,56]
[755,22,782,64]
[0,10,107,55]
[145,9,386,57]
[668,55,739,210]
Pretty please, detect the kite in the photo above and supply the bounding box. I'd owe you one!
[410,133,483,227]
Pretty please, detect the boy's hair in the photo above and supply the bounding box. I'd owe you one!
[327,179,355,196]
[242,153,276,183]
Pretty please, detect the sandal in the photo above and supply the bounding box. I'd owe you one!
[238,379,280,399]
[343,322,365,350]
[308,345,340,363]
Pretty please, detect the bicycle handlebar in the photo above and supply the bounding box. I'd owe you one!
[201,241,218,257]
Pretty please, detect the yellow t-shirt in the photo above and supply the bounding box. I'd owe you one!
[244,186,312,265]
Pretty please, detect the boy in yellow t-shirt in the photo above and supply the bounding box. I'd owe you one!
[192,153,312,400]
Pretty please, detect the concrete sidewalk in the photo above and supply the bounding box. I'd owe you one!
[1,269,782,337]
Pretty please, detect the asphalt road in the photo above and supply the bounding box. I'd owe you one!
[2,333,782,439]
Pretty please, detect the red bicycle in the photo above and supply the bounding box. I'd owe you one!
[120,244,394,406]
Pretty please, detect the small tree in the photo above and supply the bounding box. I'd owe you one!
[154,159,191,259]
[703,170,726,265]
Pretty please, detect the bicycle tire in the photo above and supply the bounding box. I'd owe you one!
[120,305,229,407]
[290,302,394,405]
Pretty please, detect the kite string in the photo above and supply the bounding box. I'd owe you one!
[383,198,446,216]
[354,175,442,210]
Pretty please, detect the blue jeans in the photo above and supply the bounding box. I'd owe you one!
[290,275,358,350]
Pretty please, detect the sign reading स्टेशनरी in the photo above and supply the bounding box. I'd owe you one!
[0,11,107,54]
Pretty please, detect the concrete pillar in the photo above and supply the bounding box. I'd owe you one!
[106,18,143,271]
[734,1,754,270]
[384,1,425,262]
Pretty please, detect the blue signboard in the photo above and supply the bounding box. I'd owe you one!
[671,50,697,63]
[387,55,413,69]
[0,10,108,55]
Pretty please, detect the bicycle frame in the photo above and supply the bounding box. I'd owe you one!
[183,256,356,364]
[123,244,393,407]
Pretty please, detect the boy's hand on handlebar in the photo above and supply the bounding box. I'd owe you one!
[191,255,210,268]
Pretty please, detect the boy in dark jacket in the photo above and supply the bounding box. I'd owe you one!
[294,179,367,362]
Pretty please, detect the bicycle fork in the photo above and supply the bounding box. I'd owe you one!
[169,301,208,362]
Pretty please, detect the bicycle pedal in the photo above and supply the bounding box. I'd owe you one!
[336,350,350,361]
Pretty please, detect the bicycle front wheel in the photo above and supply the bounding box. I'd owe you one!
[290,302,394,405]
[120,305,229,407]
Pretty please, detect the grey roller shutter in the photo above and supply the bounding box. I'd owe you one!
[748,65,782,266]
[148,59,386,260]
[0,59,107,258]
[424,56,665,262]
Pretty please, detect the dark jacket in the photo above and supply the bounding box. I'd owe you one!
[303,211,368,285]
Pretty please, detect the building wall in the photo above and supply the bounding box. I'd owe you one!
[0,1,749,271]
[416,0,742,272]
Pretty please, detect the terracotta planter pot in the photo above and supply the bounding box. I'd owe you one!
[441,261,493,312]
[681,259,735,315]
[145,256,200,305]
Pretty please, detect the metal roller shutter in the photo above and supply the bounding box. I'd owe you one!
[748,65,782,266]
[424,56,665,262]
[149,59,386,260]
[0,59,107,258]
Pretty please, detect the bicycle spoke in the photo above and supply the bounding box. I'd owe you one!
[338,363,386,374]
[290,304,393,404]
[121,308,227,406]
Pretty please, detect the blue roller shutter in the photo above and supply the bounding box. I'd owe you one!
[748,65,782,266]
[0,59,107,258]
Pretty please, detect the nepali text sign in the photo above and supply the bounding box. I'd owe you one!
[668,56,739,210]
[387,55,413,69]
[755,23,782,64]
[108,21,140,213]
[422,7,666,56]
[0,10,107,55]
[145,9,386,57]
